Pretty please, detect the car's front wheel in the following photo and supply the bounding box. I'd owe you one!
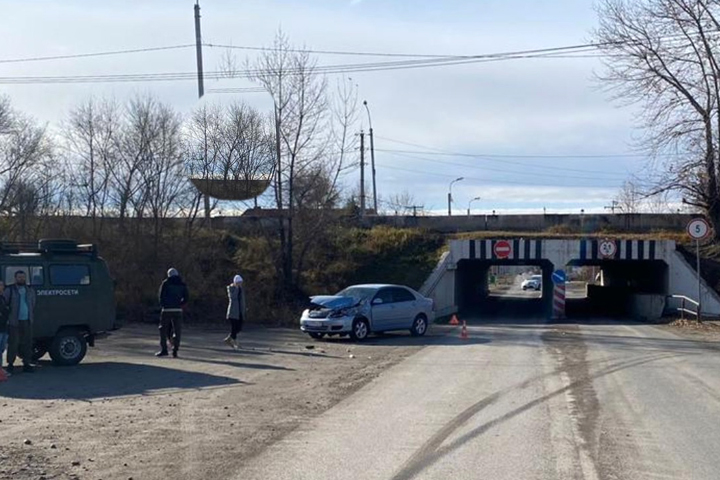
[410,314,428,337]
[308,332,325,340]
[349,318,369,341]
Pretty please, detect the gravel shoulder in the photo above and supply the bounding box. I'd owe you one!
[0,323,436,480]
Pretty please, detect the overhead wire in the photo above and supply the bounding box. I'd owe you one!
[0,44,196,64]
[381,150,630,181]
[376,163,623,188]
[374,136,669,159]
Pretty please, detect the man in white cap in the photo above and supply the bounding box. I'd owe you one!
[157,268,189,357]
[224,275,246,349]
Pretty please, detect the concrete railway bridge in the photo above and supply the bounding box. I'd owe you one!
[421,238,720,320]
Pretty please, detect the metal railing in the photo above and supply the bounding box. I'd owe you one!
[667,295,700,321]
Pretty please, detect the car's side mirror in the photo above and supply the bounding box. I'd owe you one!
[372,297,383,305]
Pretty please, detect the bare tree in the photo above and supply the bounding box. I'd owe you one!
[595,0,720,236]
[62,98,120,236]
[614,180,642,213]
[248,31,329,292]
[183,102,275,231]
[136,102,186,246]
[386,190,418,215]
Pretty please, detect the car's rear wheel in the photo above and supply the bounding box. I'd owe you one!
[49,330,87,366]
[349,318,369,341]
[308,332,325,340]
[410,314,428,337]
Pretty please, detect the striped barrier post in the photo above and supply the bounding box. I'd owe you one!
[552,283,566,320]
[551,269,566,320]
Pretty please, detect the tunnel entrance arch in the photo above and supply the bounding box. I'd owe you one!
[456,259,555,317]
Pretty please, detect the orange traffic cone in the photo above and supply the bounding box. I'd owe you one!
[460,321,469,340]
[449,314,460,326]
[0,368,7,382]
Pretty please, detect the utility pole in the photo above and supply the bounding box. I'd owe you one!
[363,101,378,214]
[360,131,366,217]
[194,1,205,99]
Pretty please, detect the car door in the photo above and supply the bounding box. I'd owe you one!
[387,287,418,329]
[370,288,395,331]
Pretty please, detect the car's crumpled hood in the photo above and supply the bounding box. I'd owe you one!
[309,295,357,310]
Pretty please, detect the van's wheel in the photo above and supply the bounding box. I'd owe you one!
[410,314,428,337]
[49,330,87,366]
[308,332,325,340]
[349,318,369,341]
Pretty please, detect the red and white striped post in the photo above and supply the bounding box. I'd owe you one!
[551,269,566,320]
[552,283,566,319]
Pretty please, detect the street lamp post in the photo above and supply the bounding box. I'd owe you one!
[448,177,464,216]
[467,196,481,216]
[363,100,378,214]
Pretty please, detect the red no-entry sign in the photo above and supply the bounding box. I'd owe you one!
[494,240,512,259]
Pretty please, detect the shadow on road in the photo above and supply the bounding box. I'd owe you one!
[0,361,245,400]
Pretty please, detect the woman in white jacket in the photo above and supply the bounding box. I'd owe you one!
[224,275,246,349]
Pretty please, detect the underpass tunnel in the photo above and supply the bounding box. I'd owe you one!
[456,259,554,318]
[565,260,668,318]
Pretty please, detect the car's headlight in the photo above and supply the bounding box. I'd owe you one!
[329,308,352,318]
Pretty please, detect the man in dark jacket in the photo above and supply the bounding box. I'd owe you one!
[5,271,36,373]
[157,268,189,358]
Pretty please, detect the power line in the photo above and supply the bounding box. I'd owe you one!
[375,136,674,159]
[204,42,605,59]
[377,162,623,188]
[382,150,630,181]
[0,45,605,86]
[0,44,196,64]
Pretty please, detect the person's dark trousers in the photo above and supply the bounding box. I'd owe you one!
[229,314,244,340]
[7,322,33,366]
[159,310,183,353]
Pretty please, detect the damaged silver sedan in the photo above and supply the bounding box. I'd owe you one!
[300,284,434,341]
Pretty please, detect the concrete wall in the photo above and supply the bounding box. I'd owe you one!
[630,294,666,321]
[359,213,695,234]
[424,238,720,319]
[419,251,457,318]
[668,251,720,316]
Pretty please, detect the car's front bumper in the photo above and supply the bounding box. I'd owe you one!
[300,314,354,334]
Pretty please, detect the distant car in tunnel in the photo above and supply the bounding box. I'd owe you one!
[300,284,434,341]
[521,275,542,291]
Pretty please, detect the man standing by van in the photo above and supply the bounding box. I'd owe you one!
[5,271,36,373]
[157,268,188,358]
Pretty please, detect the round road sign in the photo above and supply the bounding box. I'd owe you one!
[494,240,512,259]
[552,270,566,285]
[687,218,711,240]
[599,240,617,259]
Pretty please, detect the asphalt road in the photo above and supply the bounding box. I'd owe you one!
[236,318,720,480]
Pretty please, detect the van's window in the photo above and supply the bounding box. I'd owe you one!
[50,265,91,286]
[4,266,44,286]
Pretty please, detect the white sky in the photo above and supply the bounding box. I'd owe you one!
[1,0,660,214]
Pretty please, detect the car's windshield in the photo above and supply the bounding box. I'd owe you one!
[336,287,376,302]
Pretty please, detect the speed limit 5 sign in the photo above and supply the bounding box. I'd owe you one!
[687,218,711,240]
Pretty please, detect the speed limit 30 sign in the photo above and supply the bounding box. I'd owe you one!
[687,218,711,240]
